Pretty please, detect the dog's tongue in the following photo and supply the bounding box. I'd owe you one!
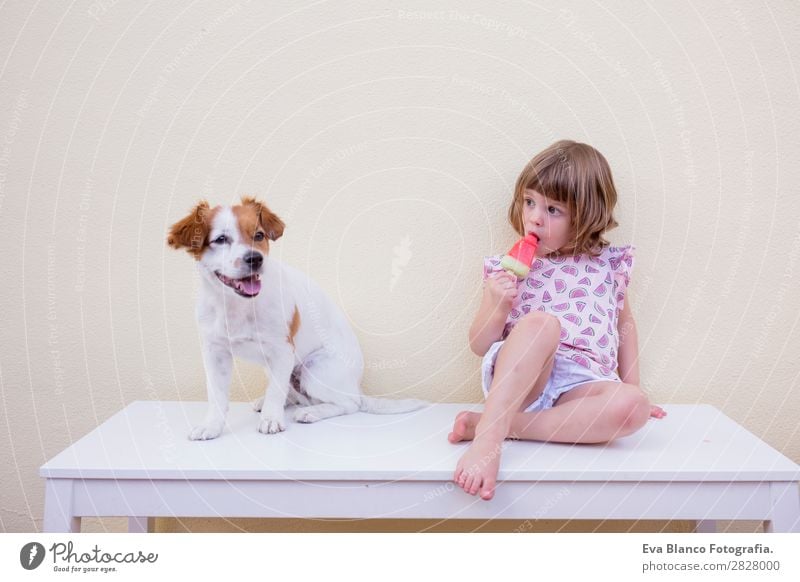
[238,275,261,296]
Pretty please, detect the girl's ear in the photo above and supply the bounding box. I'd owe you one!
[167,201,212,259]
[241,196,285,241]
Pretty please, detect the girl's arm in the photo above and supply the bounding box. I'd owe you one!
[618,299,666,419]
[616,298,640,386]
[469,272,517,356]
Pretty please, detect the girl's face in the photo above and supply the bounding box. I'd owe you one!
[522,189,573,256]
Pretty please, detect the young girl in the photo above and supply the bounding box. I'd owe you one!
[450,140,665,501]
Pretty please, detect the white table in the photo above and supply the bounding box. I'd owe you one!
[40,402,800,532]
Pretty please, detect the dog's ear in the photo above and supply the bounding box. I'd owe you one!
[241,196,285,241]
[167,201,213,259]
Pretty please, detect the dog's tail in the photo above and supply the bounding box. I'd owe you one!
[359,395,428,414]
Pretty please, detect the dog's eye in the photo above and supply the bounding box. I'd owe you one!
[254,232,265,242]
[213,235,229,245]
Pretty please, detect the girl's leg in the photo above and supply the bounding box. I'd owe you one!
[454,312,561,500]
[451,381,651,444]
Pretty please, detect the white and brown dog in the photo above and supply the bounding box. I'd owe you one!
[168,197,425,440]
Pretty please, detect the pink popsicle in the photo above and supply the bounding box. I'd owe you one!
[500,234,539,278]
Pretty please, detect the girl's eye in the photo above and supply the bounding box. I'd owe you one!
[525,198,534,206]
[548,206,560,215]
[213,235,229,245]
[254,232,265,242]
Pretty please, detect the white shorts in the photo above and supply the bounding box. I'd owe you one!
[481,341,620,412]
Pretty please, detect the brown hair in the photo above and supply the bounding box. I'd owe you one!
[508,140,619,255]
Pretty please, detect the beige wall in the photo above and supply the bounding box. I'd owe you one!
[2,1,799,533]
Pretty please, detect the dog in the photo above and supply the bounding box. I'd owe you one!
[168,197,426,440]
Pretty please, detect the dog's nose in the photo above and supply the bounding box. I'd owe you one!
[244,251,263,270]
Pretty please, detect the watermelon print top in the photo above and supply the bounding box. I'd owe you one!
[483,245,635,380]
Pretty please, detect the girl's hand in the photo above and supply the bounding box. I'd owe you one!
[484,270,519,311]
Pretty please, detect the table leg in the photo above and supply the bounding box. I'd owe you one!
[694,520,716,533]
[764,482,800,533]
[43,479,80,533]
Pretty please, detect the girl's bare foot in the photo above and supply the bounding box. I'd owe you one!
[650,405,667,419]
[448,411,481,443]
[453,436,504,500]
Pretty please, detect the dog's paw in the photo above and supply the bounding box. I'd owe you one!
[189,421,224,441]
[257,415,286,434]
[252,396,264,412]
[293,407,322,424]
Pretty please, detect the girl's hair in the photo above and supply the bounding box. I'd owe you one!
[508,140,619,255]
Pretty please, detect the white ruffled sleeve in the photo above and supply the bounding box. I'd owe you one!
[608,245,635,311]
[483,255,503,281]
